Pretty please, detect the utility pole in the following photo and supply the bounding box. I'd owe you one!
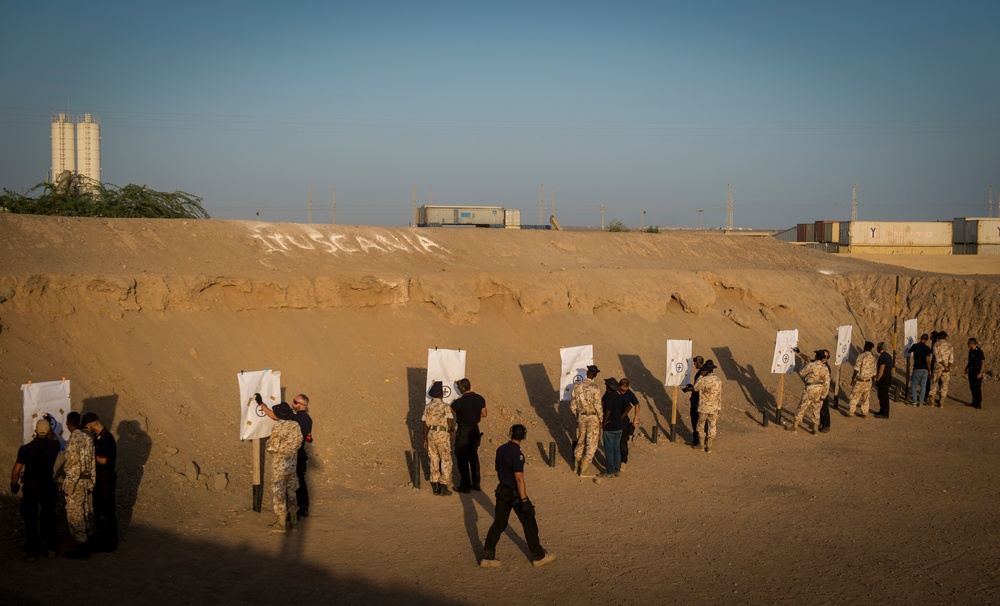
[308,184,313,224]
[726,184,734,230]
[539,184,544,224]
[429,186,434,205]
[640,209,646,229]
[697,209,704,230]
[852,182,858,222]
[332,188,337,224]
[601,204,606,229]
[412,184,417,225]
[551,186,556,220]
[990,184,994,218]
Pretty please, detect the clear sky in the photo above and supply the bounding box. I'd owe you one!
[2,0,998,228]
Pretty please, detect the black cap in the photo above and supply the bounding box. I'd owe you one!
[272,402,295,420]
[604,377,620,391]
[701,360,717,372]
[428,381,444,399]
[587,365,600,374]
[81,412,99,426]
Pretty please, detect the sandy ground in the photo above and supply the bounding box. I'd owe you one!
[0,215,997,605]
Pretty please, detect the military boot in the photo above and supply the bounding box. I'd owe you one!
[431,482,441,495]
[705,437,713,453]
[578,462,596,478]
[787,421,798,432]
[438,484,453,496]
[811,424,819,435]
[573,458,581,474]
[288,509,298,530]
[269,514,287,533]
[695,435,704,449]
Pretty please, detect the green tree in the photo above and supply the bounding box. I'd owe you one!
[0,177,209,219]
[607,218,629,232]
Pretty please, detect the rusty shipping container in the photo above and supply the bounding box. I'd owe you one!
[839,221,952,247]
[814,220,840,243]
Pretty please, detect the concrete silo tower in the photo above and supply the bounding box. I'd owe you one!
[76,113,101,185]
[50,113,76,181]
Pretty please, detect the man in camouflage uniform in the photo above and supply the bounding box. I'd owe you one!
[930,331,954,407]
[570,365,602,477]
[693,360,722,453]
[847,341,878,418]
[62,412,95,558]
[266,403,303,532]
[789,349,832,435]
[422,381,455,496]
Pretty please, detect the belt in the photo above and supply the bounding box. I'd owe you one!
[429,425,450,432]
[79,473,92,480]
[578,412,599,416]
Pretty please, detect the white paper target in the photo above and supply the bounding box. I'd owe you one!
[771,330,799,374]
[560,345,594,401]
[835,325,853,366]
[904,318,918,358]
[22,380,71,448]
[426,348,466,405]
[665,340,693,387]
[238,369,280,440]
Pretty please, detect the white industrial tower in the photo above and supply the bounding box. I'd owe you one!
[50,113,101,187]
[725,184,734,230]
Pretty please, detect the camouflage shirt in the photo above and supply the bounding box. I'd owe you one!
[422,398,454,429]
[800,360,831,389]
[268,420,304,458]
[854,351,877,381]
[62,428,96,491]
[933,340,954,369]
[693,374,723,414]
[571,378,602,416]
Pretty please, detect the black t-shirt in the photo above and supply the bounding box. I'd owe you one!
[495,441,524,489]
[910,342,932,370]
[94,428,117,473]
[451,392,487,426]
[295,411,313,441]
[602,390,630,432]
[968,347,985,373]
[16,437,60,484]
[877,352,894,383]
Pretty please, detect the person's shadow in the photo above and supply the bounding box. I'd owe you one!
[618,354,674,442]
[712,346,778,426]
[519,363,574,466]
[405,368,429,486]
[458,489,531,563]
[116,418,152,527]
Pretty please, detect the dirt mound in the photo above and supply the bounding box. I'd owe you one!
[1,214,998,604]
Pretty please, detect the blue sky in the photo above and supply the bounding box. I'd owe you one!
[2,0,998,228]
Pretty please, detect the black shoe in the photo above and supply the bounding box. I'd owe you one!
[819,427,830,433]
[431,482,441,495]
[438,484,453,496]
[471,484,482,491]
[874,413,889,419]
[298,508,309,517]
[455,485,472,493]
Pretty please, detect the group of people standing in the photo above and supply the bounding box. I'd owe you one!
[10,411,117,561]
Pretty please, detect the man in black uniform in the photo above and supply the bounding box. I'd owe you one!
[618,378,640,471]
[10,418,61,561]
[874,343,894,419]
[83,412,117,552]
[291,394,313,516]
[480,424,555,568]
[966,338,986,409]
[451,378,487,493]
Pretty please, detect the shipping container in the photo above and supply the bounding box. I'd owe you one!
[814,220,840,243]
[953,218,1000,244]
[840,221,952,247]
[504,209,521,228]
[796,223,809,242]
[843,245,951,255]
[418,205,504,227]
[955,243,1000,255]
[773,227,797,242]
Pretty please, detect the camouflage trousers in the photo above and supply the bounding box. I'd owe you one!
[847,380,873,415]
[697,411,718,440]
[64,482,92,542]
[271,472,299,517]
[574,415,602,466]
[793,385,827,428]
[929,369,951,404]
[427,431,453,484]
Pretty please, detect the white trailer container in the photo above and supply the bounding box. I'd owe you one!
[504,209,521,228]
[840,221,952,247]
[418,205,505,227]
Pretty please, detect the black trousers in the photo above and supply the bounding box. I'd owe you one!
[690,396,700,444]
[621,421,635,463]
[970,376,983,408]
[483,483,543,560]
[20,480,58,557]
[454,425,482,488]
[94,470,118,551]
[819,396,831,430]
[296,447,309,510]
[877,379,891,417]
